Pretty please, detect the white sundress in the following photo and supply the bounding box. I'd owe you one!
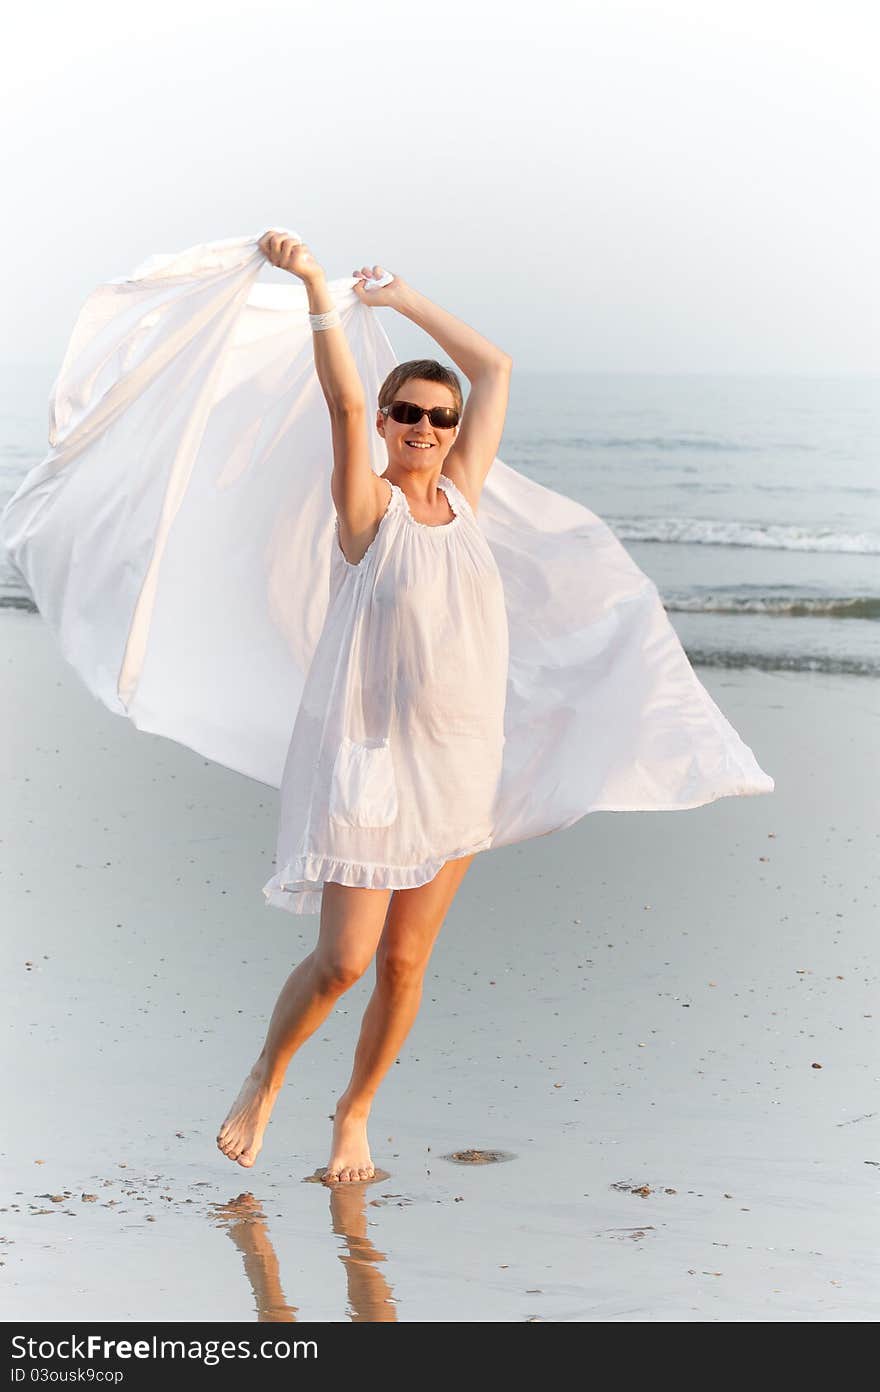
[261,472,509,915]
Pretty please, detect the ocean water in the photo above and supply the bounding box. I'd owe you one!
[1,365,877,676]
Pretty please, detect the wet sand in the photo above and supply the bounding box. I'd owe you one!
[1,608,878,1321]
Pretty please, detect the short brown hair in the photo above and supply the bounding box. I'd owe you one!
[377,359,463,416]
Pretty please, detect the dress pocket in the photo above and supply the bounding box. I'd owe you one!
[329,735,399,829]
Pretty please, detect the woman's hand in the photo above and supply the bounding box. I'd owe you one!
[352,264,405,308]
[258,230,324,284]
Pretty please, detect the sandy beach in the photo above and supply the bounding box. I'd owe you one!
[1,606,877,1322]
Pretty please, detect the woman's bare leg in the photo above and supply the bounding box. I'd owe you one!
[217,882,392,1167]
[325,853,475,1183]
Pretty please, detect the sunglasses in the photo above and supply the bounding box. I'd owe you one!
[380,401,460,429]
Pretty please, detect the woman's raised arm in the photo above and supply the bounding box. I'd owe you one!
[259,232,384,555]
[259,231,365,413]
[354,270,512,506]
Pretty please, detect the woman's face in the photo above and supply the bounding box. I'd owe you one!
[377,379,460,471]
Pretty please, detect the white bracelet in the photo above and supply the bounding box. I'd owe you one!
[308,308,341,331]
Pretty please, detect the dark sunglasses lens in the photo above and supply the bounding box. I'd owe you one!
[389,402,459,428]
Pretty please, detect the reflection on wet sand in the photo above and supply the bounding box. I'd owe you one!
[211,1193,298,1321]
[326,1178,397,1322]
[211,1184,397,1322]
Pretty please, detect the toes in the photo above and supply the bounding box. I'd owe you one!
[218,1137,250,1164]
[323,1163,374,1183]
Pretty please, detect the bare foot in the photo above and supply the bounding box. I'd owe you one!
[217,1061,281,1167]
[324,1105,375,1184]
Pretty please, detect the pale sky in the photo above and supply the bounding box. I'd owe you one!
[2,0,877,374]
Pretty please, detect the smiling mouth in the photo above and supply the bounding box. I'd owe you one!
[405,441,434,449]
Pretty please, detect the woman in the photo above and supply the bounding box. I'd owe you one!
[218,230,513,1184]
[1,226,774,1187]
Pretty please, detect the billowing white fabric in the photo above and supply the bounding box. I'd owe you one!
[1,230,774,914]
[265,472,509,913]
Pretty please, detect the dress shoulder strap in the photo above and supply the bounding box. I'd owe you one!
[438,472,475,521]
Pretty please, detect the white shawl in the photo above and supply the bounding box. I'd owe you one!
[1,229,773,854]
